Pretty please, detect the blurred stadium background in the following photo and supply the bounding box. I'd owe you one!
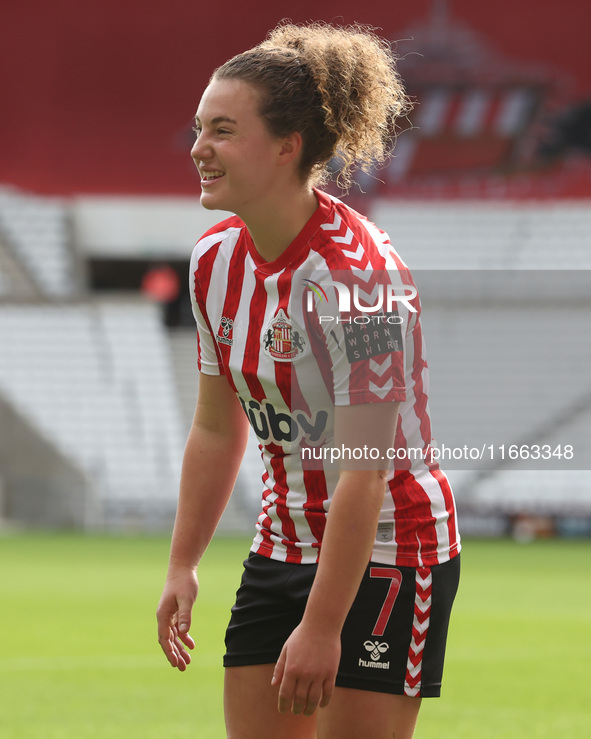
[1,0,590,540]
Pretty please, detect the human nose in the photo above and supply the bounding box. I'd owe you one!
[191,132,212,162]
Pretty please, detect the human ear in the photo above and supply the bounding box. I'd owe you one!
[277,131,303,166]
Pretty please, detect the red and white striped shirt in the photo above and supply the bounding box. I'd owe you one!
[190,189,460,567]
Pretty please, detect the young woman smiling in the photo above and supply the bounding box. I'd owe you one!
[157,22,461,739]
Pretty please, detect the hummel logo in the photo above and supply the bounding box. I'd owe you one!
[359,640,391,671]
[216,316,234,346]
[363,640,389,662]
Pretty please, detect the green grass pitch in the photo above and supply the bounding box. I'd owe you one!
[0,533,590,738]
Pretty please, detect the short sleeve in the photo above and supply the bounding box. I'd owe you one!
[189,248,224,376]
[328,311,407,406]
[307,268,415,406]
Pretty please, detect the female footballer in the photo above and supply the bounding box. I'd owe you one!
[156,21,461,739]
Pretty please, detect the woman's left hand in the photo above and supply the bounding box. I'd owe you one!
[271,621,341,716]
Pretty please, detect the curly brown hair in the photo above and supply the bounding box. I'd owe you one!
[213,21,411,190]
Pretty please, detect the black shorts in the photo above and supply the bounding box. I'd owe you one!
[224,552,460,697]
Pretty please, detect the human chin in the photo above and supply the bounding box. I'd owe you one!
[199,191,219,210]
[199,187,235,213]
[199,181,226,211]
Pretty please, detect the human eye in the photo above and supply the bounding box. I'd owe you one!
[192,125,202,136]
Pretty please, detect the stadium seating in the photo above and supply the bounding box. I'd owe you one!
[0,189,589,531]
[168,328,273,530]
[370,200,591,270]
[0,300,185,529]
[0,238,39,299]
[367,200,591,519]
[0,187,80,298]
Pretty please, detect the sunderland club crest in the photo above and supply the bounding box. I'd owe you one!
[262,309,306,362]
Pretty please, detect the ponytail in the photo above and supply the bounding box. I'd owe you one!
[213,21,411,189]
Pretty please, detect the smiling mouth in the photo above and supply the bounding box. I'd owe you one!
[200,170,225,184]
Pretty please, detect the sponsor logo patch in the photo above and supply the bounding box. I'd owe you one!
[343,312,402,364]
[216,316,234,346]
[376,522,394,543]
[237,396,328,446]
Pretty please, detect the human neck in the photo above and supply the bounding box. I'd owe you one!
[241,186,318,264]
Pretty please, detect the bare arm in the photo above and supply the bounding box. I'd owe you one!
[272,401,400,714]
[156,372,250,670]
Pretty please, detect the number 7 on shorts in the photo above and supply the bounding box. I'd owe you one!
[370,567,403,637]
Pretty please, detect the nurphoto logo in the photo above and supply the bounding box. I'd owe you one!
[303,279,417,314]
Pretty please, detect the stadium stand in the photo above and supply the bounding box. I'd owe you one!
[0,299,185,529]
[0,188,187,530]
[0,187,589,533]
[168,328,270,531]
[370,200,591,270]
[418,303,591,514]
[368,200,591,525]
[0,236,39,299]
[0,393,91,528]
[0,187,82,299]
[0,0,588,538]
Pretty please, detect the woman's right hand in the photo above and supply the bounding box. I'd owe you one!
[156,565,198,671]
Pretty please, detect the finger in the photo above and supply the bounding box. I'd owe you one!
[291,680,312,716]
[174,651,188,671]
[176,596,193,635]
[177,628,195,650]
[277,672,297,715]
[157,603,180,661]
[302,681,323,717]
[172,619,195,651]
[157,627,180,667]
[170,626,192,668]
[158,621,191,670]
[173,629,193,665]
[319,677,335,709]
[173,642,191,667]
[271,648,286,688]
[274,647,297,715]
[156,612,174,646]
